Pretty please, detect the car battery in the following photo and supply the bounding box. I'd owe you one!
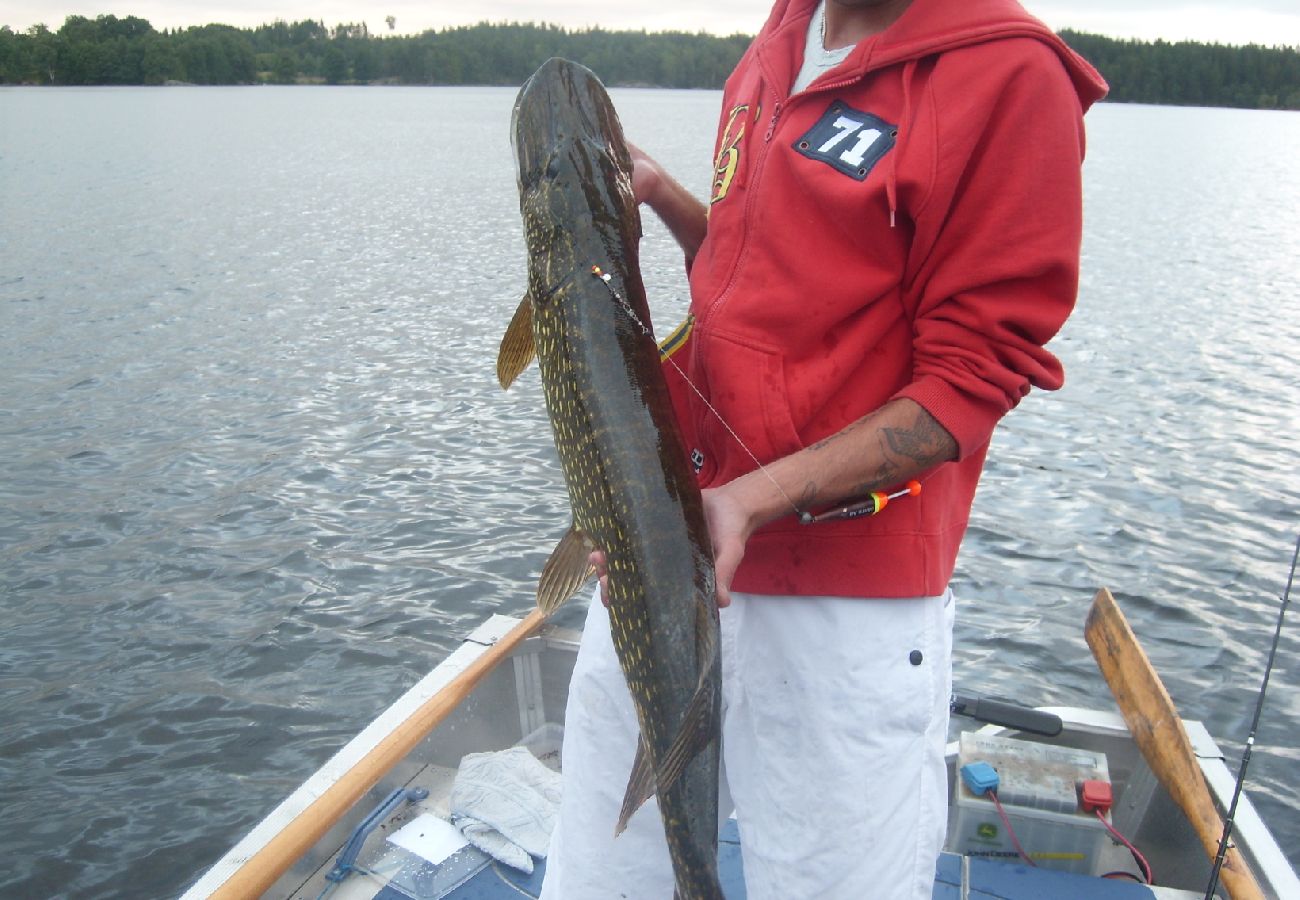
[950,731,1112,875]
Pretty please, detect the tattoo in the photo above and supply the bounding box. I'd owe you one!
[802,402,957,509]
[807,422,853,454]
[861,457,901,494]
[796,481,820,513]
[882,408,954,467]
[856,407,956,496]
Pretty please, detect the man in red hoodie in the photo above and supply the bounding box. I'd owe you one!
[541,1,1108,897]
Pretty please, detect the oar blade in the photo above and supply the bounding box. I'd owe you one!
[1085,587,1264,900]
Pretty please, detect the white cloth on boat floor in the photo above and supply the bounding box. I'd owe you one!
[450,745,562,873]
[540,587,955,900]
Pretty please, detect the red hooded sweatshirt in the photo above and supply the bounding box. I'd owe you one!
[662,0,1108,598]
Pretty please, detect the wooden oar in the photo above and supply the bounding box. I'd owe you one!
[209,607,547,900]
[1084,587,1263,900]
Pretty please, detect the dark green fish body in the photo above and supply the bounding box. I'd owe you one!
[499,58,723,900]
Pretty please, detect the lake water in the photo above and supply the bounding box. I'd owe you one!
[1,86,1297,897]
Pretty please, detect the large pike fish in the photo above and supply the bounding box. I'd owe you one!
[497,58,723,899]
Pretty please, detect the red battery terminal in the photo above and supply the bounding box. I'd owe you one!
[1081,779,1113,813]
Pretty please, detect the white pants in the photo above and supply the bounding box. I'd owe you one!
[540,588,955,900]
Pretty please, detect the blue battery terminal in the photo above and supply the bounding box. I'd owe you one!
[960,761,1000,796]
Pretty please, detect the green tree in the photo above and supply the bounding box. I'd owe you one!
[26,24,59,83]
[322,44,346,83]
[271,48,297,84]
[0,26,16,81]
[139,32,180,84]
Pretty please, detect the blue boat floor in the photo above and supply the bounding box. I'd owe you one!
[368,819,1158,900]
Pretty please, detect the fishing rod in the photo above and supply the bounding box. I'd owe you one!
[1203,533,1299,900]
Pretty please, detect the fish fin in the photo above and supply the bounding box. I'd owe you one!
[654,591,721,797]
[496,293,535,390]
[615,733,656,836]
[694,585,719,680]
[654,675,718,799]
[536,525,596,616]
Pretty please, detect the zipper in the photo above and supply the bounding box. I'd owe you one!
[695,96,783,334]
[691,89,792,461]
[699,72,863,332]
[691,67,878,461]
[763,101,783,142]
[688,30,902,465]
[763,70,863,140]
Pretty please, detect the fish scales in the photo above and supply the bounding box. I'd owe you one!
[502,58,724,899]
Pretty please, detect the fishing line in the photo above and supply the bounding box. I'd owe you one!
[590,265,927,525]
[590,265,807,521]
[1202,532,1299,900]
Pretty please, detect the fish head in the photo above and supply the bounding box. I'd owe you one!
[511,58,632,192]
[511,59,640,310]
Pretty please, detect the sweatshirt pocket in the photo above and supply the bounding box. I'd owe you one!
[697,331,803,481]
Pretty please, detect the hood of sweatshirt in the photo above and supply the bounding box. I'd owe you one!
[754,0,1107,109]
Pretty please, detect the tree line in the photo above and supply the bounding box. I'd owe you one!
[1060,30,1300,110]
[1,14,1297,110]
[0,16,749,90]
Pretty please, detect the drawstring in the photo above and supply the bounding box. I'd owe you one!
[887,58,917,228]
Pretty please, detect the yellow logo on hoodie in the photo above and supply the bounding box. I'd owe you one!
[711,103,749,205]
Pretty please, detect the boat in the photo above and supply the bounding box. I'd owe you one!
[181,596,1299,900]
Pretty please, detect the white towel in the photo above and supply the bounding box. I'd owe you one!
[450,746,563,873]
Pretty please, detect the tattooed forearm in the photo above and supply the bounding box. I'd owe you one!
[754,399,957,520]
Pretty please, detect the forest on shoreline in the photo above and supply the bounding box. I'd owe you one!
[2,15,1298,110]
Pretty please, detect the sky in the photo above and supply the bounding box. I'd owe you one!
[3,0,1299,49]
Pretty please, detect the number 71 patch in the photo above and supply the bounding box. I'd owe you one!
[793,101,897,181]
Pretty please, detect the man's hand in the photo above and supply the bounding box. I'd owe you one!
[588,549,611,607]
[699,485,753,609]
[626,142,661,206]
[623,141,708,260]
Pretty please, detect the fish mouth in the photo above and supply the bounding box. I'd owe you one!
[512,58,623,187]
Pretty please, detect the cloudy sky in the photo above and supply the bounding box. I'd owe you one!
[3,0,1299,48]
